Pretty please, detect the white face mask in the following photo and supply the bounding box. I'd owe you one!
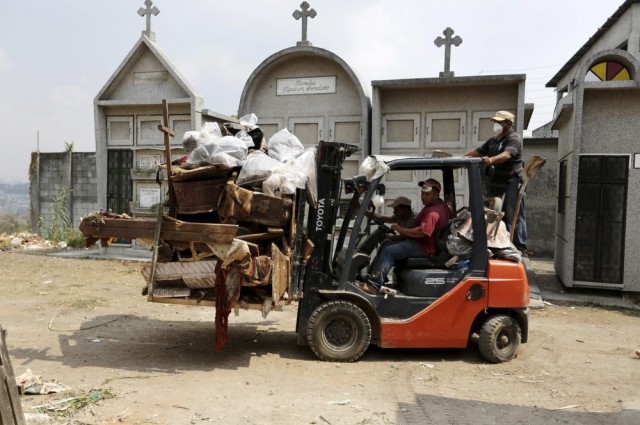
[493,122,504,135]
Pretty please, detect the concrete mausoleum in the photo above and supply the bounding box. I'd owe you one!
[93,1,202,217]
[238,2,371,179]
[370,27,532,211]
[372,75,532,209]
[547,0,640,292]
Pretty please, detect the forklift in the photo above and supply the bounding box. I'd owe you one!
[79,140,529,363]
[295,141,529,363]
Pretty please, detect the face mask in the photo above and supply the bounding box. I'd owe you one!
[493,123,503,135]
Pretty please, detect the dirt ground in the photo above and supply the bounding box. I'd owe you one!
[1,250,639,425]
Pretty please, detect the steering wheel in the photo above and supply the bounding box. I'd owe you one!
[366,203,396,235]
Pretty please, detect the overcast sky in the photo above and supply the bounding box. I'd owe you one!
[0,0,618,183]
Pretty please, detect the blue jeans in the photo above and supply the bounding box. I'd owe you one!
[504,176,527,249]
[369,239,424,287]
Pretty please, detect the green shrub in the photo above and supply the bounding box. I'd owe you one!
[38,188,72,244]
[64,228,85,248]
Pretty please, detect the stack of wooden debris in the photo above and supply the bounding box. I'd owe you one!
[79,124,306,321]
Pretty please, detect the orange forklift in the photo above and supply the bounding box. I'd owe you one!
[296,142,530,363]
[83,141,529,363]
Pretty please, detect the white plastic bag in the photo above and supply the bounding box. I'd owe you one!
[267,128,304,162]
[235,130,255,148]
[186,136,247,167]
[182,122,222,153]
[359,156,389,181]
[262,147,317,200]
[292,147,317,204]
[262,164,307,197]
[236,151,282,187]
[239,113,259,131]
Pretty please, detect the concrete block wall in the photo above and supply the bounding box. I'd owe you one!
[71,154,98,223]
[524,138,558,257]
[29,152,98,233]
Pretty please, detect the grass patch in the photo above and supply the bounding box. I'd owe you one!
[33,388,115,417]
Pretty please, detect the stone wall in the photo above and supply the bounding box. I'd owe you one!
[29,152,98,232]
[524,137,558,257]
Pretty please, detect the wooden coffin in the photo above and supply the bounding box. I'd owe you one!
[173,177,227,214]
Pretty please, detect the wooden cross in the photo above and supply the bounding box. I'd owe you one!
[158,99,176,217]
[434,27,462,78]
[138,0,160,37]
[293,1,317,46]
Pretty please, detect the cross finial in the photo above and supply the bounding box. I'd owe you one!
[138,0,160,40]
[293,2,317,47]
[434,27,462,78]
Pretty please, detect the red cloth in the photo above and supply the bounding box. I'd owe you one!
[413,200,451,257]
[214,256,273,352]
[214,263,229,352]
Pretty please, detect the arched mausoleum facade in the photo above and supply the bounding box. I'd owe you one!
[238,45,371,179]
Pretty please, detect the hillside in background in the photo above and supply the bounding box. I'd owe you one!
[0,182,29,216]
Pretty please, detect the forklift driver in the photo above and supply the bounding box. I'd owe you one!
[356,196,416,255]
[365,179,451,293]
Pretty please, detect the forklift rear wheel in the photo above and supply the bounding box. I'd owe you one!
[306,300,372,362]
[478,315,521,363]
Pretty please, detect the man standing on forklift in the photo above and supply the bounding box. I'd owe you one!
[365,179,450,293]
[464,110,527,253]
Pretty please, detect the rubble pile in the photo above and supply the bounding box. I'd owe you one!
[0,232,53,251]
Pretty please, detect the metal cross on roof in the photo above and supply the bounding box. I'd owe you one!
[138,0,160,39]
[293,1,317,47]
[434,27,462,78]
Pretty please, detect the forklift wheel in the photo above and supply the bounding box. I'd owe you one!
[306,301,372,362]
[478,315,521,363]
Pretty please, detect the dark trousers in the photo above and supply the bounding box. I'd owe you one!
[503,176,527,249]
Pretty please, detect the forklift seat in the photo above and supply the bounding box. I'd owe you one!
[395,222,452,270]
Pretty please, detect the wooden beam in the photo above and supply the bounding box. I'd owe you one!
[159,99,176,217]
[80,217,238,245]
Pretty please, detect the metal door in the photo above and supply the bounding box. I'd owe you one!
[573,155,628,284]
[107,150,133,215]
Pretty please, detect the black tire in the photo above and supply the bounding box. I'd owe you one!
[306,300,372,362]
[478,315,521,363]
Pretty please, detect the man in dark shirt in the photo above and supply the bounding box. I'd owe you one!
[464,110,527,252]
[366,179,450,292]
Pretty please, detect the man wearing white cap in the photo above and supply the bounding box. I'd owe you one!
[357,196,416,255]
[366,179,450,292]
[464,110,527,253]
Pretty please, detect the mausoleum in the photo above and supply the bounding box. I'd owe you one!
[93,0,203,217]
[547,0,640,292]
[238,2,371,179]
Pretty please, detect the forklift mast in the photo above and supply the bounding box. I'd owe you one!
[305,141,359,279]
[295,141,358,342]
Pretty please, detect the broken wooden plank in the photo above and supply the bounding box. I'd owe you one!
[236,228,284,243]
[142,261,218,288]
[0,325,27,425]
[271,243,290,304]
[80,217,238,245]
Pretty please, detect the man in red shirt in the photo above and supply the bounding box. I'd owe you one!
[366,179,451,292]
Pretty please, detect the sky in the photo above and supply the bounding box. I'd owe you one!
[0,0,619,183]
